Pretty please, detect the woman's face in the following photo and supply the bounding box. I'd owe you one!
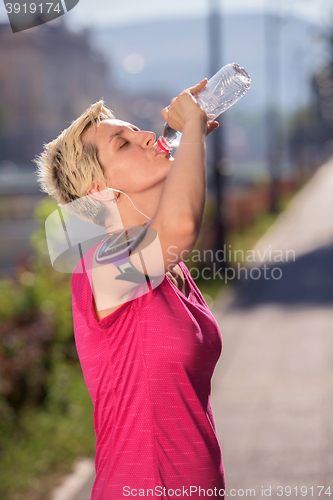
[82,119,173,197]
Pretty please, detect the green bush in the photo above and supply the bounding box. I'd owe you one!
[0,198,77,421]
[0,197,96,500]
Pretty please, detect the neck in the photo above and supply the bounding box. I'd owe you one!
[104,184,163,232]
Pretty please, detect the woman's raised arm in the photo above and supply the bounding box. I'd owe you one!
[143,80,219,272]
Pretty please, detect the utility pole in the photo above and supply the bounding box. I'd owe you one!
[208,0,226,269]
[265,2,282,214]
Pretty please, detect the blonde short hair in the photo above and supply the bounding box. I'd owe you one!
[34,100,115,227]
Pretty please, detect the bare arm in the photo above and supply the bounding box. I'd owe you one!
[144,80,218,272]
[153,79,217,234]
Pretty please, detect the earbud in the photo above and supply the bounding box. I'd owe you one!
[107,188,151,221]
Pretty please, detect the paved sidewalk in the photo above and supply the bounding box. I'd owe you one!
[211,158,333,496]
[52,159,333,499]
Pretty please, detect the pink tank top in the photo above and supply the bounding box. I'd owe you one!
[72,241,226,500]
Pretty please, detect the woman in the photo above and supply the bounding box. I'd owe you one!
[35,79,225,499]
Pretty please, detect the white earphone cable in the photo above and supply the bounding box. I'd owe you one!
[107,188,151,221]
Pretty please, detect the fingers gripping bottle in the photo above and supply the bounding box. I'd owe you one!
[155,62,251,153]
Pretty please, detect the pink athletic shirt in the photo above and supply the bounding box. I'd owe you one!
[71,240,226,500]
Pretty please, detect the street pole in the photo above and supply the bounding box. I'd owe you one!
[265,2,282,214]
[208,0,226,269]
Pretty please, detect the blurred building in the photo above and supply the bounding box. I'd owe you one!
[0,18,124,165]
[0,18,129,276]
[92,13,332,182]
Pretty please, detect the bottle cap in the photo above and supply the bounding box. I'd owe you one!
[155,136,172,154]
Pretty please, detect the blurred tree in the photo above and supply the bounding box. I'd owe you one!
[288,31,333,179]
[312,57,333,144]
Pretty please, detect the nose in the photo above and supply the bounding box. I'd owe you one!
[137,130,156,148]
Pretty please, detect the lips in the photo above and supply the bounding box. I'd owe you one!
[156,151,170,157]
[155,148,171,157]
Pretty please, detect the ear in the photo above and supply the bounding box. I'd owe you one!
[87,183,117,202]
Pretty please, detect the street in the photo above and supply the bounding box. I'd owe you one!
[211,158,333,496]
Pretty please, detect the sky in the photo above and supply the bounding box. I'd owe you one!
[0,0,332,29]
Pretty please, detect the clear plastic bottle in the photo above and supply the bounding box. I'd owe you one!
[155,62,251,153]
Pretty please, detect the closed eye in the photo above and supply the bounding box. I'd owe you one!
[119,140,129,149]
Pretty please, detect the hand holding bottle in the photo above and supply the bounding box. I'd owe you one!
[160,79,219,136]
[156,63,251,154]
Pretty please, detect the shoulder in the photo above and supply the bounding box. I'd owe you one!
[91,223,159,315]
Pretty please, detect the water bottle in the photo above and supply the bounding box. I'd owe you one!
[155,62,251,153]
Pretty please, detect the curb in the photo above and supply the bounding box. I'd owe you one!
[50,458,95,500]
